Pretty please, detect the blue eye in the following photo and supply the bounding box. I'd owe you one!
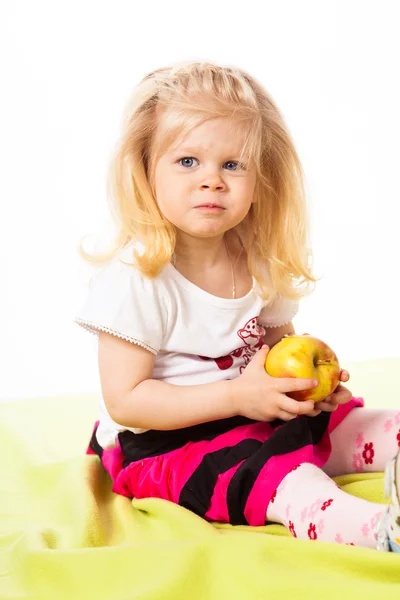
[224,161,242,171]
[179,157,198,168]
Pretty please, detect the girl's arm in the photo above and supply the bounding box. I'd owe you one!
[98,331,236,430]
[98,329,317,430]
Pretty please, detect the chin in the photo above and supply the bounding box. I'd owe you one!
[176,223,229,239]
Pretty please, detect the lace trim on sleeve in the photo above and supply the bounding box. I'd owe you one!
[257,299,299,328]
[75,318,157,355]
[265,318,293,329]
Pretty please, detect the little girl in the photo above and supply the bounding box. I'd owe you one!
[75,60,399,551]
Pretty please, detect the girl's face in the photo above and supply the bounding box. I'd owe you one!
[153,116,257,240]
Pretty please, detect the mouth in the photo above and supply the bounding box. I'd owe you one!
[195,204,225,210]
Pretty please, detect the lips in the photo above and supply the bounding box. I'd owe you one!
[195,204,225,209]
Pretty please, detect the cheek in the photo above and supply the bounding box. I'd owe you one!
[154,176,190,221]
[231,181,256,214]
[234,176,256,201]
[154,169,175,209]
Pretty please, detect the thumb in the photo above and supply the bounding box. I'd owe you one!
[254,344,270,365]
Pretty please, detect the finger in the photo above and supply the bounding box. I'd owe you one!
[330,391,352,405]
[322,395,339,406]
[314,400,338,412]
[253,344,270,366]
[280,396,316,415]
[328,384,345,399]
[275,377,318,394]
[277,406,321,419]
[308,408,322,417]
[340,370,350,382]
[276,410,298,422]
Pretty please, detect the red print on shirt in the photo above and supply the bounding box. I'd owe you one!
[198,317,266,374]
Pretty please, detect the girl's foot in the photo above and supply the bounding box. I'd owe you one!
[376,450,400,552]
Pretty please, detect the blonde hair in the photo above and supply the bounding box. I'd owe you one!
[79,60,318,302]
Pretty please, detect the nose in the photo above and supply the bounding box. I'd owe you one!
[199,171,226,192]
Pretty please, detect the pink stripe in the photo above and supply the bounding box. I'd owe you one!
[205,462,244,522]
[328,396,364,433]
[102,445,124,483]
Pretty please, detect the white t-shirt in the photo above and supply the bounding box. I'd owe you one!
[75,243,299,447]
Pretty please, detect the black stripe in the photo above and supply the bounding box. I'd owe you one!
[178,439,262,517]
[226,411,331,525]
[89,428,103,459]
[118,416,257,467]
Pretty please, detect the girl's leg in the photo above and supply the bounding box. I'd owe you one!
[266,462,386,549]
[323,408,400,477]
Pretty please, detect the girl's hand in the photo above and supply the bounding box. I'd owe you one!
[277,333,352,417]
[231,345,319,422]
[313,369,352,413]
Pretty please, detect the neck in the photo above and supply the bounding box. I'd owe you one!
[173,233,226,269]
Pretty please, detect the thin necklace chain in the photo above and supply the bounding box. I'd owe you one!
[224,238,243,299]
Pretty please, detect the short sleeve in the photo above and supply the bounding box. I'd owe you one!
[74,258,167,355]
[257,294,299,328]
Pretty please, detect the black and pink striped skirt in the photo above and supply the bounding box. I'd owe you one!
[87,397,364,526]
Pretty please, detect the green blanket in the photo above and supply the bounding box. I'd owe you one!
[1,358,400,599]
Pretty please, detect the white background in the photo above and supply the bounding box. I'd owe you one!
[1,0,399,401]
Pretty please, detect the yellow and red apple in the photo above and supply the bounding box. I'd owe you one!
[264,334,341,403]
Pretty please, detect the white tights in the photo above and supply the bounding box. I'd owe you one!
[266,408,400,548]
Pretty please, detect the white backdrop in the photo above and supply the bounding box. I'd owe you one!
[1,0,399,400]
